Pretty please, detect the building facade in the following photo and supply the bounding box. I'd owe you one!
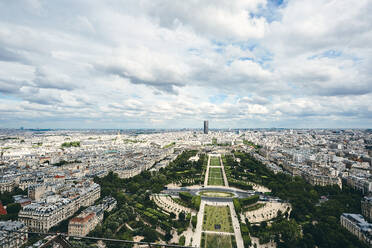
[68,197,116,237]
[68,212,98,237]
[19,182,100,232]
[204,120,209,134]
[345,175,372,194]
[362,196,372,222]
[340,213,372,246]
[302,171,342,189]
[0,221,28,248]
[0,178,15,193]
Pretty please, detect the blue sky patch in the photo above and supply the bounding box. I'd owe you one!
[209,94,227,104]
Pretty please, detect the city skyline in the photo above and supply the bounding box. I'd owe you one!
[0,128,371,247]
[0,0,372,129]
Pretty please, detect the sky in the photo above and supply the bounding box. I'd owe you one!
[0,0,371,129]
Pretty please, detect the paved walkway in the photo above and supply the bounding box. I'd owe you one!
[176,152,283,248]
[244,201,291,223]
[203,155,211,186]
[228,201,244,248]
[192,200,206,247]
[152,194,196,218]
[193,153,244,248]
[219,155,229,187]
[203,230,234,235]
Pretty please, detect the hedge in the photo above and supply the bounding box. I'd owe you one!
[228,179,253,190]
[192,215,197,228]
[179,192,193,202]
[240,195,259,206]
[233,198,241,213]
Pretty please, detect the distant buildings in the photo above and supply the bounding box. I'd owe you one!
[340,213,372,246]
[0,221,28,248]
[204,120,209,134]
[0,128,371,245]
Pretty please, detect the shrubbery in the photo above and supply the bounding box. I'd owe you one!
[61,141,80,147]
[228,179,254,190]
[233,198,241,213]
[192,215,197,228]
[179,235,185,245]
[178,192,201,210]
[240,195,259,206]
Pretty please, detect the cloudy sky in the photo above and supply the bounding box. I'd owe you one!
[0,0,371,129]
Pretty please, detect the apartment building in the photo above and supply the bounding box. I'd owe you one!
[302,171,342,189]
[0,221,28,248]
[345,175,372,194]
[68,197,116,237]
[340,213,372,246]
[0,178,15,193]
[19,182,100,232]
[68,211,98,237]
[362,196,372,222]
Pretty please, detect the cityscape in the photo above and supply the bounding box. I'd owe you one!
[1,0,372,248]
[0,126,371,247]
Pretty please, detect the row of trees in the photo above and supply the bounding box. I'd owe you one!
[90,150,203,247]
[234,151,368,248]
[179,192,201,210]
[223,154,254,190]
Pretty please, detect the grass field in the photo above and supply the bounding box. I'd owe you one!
[203,205,233,233]
[210,157,221,166]
[203,233,232,248]
[208,167,224,186]
[199,191,235,198]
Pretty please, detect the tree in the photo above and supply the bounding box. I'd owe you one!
[179,212,185,221]
[179,235,186,245]
[192,215,197,228]
[6,203,21,215]
[170,212,176,219]
[165,231,173,241]
[142,226,158,242]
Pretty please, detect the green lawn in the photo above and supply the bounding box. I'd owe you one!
[203,233,232,248]
[203,205,233,233]
[210,157,221,166]
[199,191,235,198]
[208,167,224,186]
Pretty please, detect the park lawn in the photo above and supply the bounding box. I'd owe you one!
[210,157,221,166]
[208,167,224,186]
[208,177,224,186]
[204,233,232,248]
[200,191,235,198]
[203,205,233,233]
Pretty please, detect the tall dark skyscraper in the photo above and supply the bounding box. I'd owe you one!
[204,120,209,134]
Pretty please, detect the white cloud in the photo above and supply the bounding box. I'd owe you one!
[0,0,371,128]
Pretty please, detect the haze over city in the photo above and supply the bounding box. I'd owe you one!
[1,0,372,129]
